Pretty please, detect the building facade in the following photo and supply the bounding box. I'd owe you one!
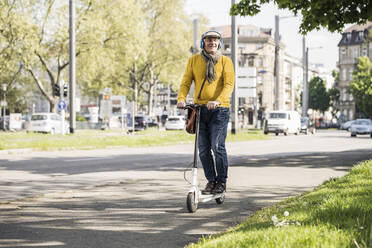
[337,22,372,121]
[212,25,284,126]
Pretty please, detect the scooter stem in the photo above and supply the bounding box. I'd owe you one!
[193,107,200,168]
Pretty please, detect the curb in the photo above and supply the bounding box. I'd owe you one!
[0,148,34,155]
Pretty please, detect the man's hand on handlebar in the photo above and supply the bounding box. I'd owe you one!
[177,101,186,109]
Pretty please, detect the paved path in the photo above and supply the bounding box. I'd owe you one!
[0,130,371,248]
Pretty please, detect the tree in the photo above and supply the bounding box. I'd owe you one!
[327,70,340,117]
[0,0,145,112]
[230,0,371,34]
[349,57,372,118]
[140,0,193,114]
[0,1,38,113]
[308,76,330,113]
[77,0,147,101]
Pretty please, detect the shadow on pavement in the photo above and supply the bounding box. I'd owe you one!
[0,149,371,247]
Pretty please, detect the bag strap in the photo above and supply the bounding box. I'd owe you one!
[197,77,207,100]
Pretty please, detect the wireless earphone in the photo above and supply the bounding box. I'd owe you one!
[200,30,223,49]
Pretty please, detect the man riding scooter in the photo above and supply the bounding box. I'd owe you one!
[177,30,235,195]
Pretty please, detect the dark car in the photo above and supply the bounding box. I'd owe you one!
[145,116,159,128]
[134,116,147,131]
[0,116,9,130]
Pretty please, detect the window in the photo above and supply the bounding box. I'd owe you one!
[342,88,346,101]
[258,57,263,67]
[349,93,353,101]
[359,31,364,40]
[341,48,346,59]
[257,76,262,84]
[224,44,230,51]
[349,110,353,120]
[352,47,359,58]
[348,68,353,80]
[362,47,367,57]
[248,56,254,66]
[341,68,346,81]
[344,33,351,43]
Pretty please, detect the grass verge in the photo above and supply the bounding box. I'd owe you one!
[0,128,269,151]
[188,160,372,248]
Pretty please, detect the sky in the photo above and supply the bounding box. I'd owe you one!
[184,0,347,71]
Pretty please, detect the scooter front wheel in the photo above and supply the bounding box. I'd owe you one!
[186,192,198,213]
[215,194,225,204]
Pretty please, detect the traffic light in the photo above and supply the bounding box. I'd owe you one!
[63,83,68,97]
[53,83,60,97]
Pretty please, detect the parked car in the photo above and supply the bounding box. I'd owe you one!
[28,113,69,134]
[300,117,315,135]
[165,116,185,130]
[350,119,372,137]
[0,116,9,130]
[264,110,301,136]
[340,120,355,131]
[145,116,159,128]
[134,116,147,131]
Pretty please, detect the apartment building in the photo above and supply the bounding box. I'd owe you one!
[337,22,372,121]
[212,24,283,126]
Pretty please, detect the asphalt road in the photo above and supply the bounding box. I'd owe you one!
[0,130,371,248]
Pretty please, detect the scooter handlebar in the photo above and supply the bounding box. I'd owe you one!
[178,103,200,110]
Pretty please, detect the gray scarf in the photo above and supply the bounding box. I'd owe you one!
[201,49,222,83]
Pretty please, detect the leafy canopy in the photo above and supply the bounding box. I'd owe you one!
[230,0,371,34]
[348,57,372,118]
[308,76,330,113]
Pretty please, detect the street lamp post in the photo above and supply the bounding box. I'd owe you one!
[274,15,295,111]
[274,15,279,110]
[231,0,238,134]
[2,84,6,131]
[303,45,322,116]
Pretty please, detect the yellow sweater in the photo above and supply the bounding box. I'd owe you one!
[177,54,235,108]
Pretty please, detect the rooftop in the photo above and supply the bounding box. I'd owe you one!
[343,21,372,33]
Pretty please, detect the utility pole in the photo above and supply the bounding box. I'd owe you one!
[69,0,76,133]
[274,15,280,110]
[1,84,6,131]
[302,37,307,117]
[231,0,238,134]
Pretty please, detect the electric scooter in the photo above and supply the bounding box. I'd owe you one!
[183,104,225,213]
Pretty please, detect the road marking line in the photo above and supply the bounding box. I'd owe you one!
[65,157,108,162]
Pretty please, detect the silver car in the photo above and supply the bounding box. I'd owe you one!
[28,113,70,134]
[165,116,185,130]
[350,119,372,137]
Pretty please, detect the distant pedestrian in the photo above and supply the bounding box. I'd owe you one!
[177,30,235,194]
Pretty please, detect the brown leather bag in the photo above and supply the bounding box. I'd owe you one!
[185,77,207,134]
[186,106,197,134]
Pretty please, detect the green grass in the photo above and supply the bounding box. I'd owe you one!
[188,160,372,248]
[0,128,269,151]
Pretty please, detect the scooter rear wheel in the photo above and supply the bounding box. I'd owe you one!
[187,192,198,213]
[215,194,225,204]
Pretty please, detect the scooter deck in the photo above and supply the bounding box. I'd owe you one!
[199,192,224,203]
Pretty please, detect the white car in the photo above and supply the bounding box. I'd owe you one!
[264,110,301,136]
[350,119,372,137]
[165,116,186,130]
[28,113,69,134]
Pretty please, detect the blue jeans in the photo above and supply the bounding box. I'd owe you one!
[198,106,230,183]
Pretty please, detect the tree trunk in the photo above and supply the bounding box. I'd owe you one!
[147,84,154,115]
